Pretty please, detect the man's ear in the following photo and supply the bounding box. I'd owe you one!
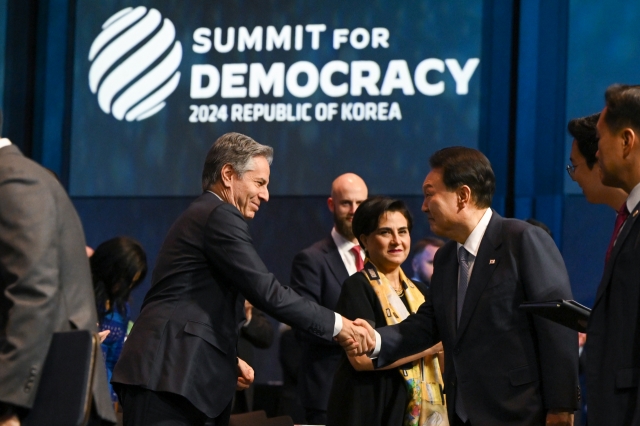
[457,185,472,206]
[220,164,236,188]
[327,197,335,213]
[621,127,638,159]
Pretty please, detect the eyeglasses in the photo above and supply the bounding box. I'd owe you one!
[566,162,584,180]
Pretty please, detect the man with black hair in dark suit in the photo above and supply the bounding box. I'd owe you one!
[586,84,640,425]
[290,173,368,425]
[345,147,579,426]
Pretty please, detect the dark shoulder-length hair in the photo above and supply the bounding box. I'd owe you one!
[91,236,147,320]
[352,196,413,251]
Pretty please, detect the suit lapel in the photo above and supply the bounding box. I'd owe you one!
[323,237,349,286]
[441,245,461,341]
[594,201,640,307]
[455,212,502,342]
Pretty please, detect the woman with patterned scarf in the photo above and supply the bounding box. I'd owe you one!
[327,197,448,426]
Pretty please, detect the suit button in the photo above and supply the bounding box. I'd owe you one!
[453,348,460,355]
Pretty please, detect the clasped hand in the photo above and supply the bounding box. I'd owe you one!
[335,317,375,356]
[236,357,254,391]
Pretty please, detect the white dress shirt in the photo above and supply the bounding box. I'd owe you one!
[457,209,493,281]
[370,209,493,358]
[0,138,11,149]
[626,182,640,213]
[331,227,364,277]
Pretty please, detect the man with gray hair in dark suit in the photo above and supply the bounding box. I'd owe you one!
[113,132,373,426]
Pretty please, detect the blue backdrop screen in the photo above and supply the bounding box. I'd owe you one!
[70,0,482,196]
[564,0,640,194]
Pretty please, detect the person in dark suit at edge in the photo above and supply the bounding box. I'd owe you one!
[232,300,274,414]
[289,173,368,425]
[585,84,640,425]
[112,132,373,426]
[565,111,627,426]
[343,147,579,426]
[0,112,116,426]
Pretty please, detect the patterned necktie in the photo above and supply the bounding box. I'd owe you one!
[456,246,471,422]
[605,203,630,264]
[350,245,364,272]
[457,246,471,325]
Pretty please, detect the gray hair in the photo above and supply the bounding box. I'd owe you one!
[201,132,274,191]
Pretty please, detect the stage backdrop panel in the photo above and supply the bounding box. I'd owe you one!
[69,0,482,196]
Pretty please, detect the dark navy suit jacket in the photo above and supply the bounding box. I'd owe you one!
[113,193,335,418]
[586,200,640,425]
[290,236,349,410]
[377,212,579,425]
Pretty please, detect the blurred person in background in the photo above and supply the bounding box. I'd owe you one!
[232,300,274,413]
[567,112,627,211]
[91,237,147,403]
[410,237,444,288]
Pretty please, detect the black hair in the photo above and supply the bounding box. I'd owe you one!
[603,84,640,133]
[429,147,495,208]
[525,218,553,237]
[567,113,600,169]
[91,236,147,320]
[352,196,413,251]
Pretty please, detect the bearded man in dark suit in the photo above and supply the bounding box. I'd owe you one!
[112,132,373,426]
[346,147,579,426]
[0,133,116,425]
[290,173,367,424]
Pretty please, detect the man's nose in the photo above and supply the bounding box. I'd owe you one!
[260,187,269,202]
[422,200,429,212]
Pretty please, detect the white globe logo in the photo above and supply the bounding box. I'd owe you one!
[88,7,182,121]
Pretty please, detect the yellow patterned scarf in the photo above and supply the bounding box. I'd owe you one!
[362,260,448,426]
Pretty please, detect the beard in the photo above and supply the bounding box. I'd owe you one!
[334,210,355,241]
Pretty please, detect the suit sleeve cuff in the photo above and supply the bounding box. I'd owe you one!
[368,330,381,358]
[333,313,342,337]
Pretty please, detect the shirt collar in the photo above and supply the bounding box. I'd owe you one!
[0,138,11,149]
[206,190,223,201]
[331,227,358,251]
[626,182,640,213]
[457,208,493,257]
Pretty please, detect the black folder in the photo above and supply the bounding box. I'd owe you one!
[23,330,98,426]
[519,299,591,333]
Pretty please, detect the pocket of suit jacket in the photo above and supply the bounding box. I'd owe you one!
[184,321,230,355]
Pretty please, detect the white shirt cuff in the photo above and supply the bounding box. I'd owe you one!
[369,330,381,358]
[333,313,342,337]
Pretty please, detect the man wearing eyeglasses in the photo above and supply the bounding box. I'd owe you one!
[566,112,627,211]
[565,111,628,426]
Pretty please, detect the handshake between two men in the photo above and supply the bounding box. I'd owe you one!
[336,318,375,357]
